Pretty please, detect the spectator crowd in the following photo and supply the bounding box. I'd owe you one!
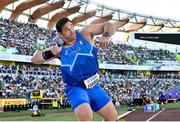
[0,18,178,65]
[0,64,180,105]
[0,17,180,107]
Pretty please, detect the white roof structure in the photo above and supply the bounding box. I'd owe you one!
[1,0,180,43]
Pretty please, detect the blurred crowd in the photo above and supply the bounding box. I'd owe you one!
[0,18,180,107]
[0,18,56,55]
[96,40,176,65]
[0,64,180,104]
[0,64,63,99]
[99,71,180,104]
[0,18,178,65]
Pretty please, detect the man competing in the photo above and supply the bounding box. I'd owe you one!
[31,17,117,121]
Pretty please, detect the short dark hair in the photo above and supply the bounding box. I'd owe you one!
[56,17,71,33]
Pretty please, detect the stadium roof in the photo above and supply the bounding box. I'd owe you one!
[1,0,180,41]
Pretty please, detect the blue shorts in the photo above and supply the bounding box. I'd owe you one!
[65,83,110,112]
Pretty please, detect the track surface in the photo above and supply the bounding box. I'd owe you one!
[119,108,180,121]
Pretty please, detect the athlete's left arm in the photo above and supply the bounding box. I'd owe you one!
[80,22,116,47]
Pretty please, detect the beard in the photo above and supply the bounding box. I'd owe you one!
[64,34,76,42]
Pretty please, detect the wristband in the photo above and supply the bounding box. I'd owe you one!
[102,32,110,37]
[42,50,55,60]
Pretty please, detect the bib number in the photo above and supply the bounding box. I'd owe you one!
[83,73,99,89]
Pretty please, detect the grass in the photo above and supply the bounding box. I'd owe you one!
[0,101,179,121]
[0,105,128,121]
[160,101,180,109]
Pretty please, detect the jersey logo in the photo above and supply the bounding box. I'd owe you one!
[61,46,93,71]
[79,40,83,45]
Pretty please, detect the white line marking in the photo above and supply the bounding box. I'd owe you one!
[117,109,135,120]
[146,110,162,122]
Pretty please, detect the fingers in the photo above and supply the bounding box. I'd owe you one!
[55,42,58,47]
[51,35,64,47]
[99,42,105,48]
[99,40,109,48]
[50,46,56,55]
[99,36,110,48]
[50,44,62,55]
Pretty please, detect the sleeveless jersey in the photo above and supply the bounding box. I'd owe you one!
[60,31,99,86]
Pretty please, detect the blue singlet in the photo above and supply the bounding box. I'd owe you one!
[60,31,110,111]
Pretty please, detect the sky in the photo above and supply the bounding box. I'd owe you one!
[90,0,180,21]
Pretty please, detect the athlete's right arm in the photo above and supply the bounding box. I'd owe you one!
[31,43,61,64]
[31,50,46,64]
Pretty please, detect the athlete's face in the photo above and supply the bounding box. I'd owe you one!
[61,21,76,42]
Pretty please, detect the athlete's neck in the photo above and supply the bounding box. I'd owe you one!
[64,38,76,48]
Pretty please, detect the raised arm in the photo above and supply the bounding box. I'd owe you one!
[80,22,116,47]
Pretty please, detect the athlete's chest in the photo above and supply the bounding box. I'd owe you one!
[61,40,93,65]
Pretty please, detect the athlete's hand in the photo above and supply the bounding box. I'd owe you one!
[49,35,64,56]
[51,35,64,47]
[99,36,110,48]
[50,43,62,56]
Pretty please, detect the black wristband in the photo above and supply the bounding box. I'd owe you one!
[102,32,110,37]
[42,50,55,60]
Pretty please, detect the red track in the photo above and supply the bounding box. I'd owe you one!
[118,108,180,121]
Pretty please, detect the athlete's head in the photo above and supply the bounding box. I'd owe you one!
[56,17,76,42]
